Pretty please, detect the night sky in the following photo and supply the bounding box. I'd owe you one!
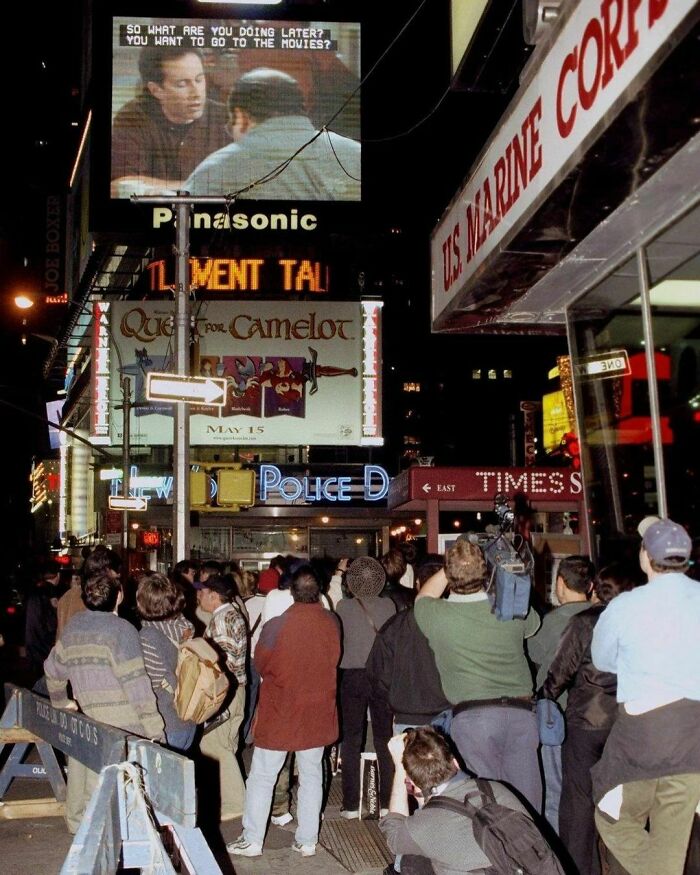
[0,1,566,562]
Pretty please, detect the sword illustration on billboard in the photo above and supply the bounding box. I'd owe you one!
[263,348,358,418]
[217,348,357,418]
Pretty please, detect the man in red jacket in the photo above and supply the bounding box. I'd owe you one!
[228,564,341,858]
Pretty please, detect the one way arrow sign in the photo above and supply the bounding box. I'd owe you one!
[108,495,149,511]
[146,373,226,407]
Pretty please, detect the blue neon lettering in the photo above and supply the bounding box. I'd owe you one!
[260,465,281,500]
[258,464,388,502]
[364,465,389,501]
[337,477,352,501]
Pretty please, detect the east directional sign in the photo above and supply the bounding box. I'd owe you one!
[108,495,149,511]
[573,350,631,381]
[146,373,226,406]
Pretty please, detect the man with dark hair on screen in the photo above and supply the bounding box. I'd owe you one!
[185,67,361,200]
[111,45,229,196]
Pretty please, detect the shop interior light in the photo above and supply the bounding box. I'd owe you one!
[631,279,700,308]
[321,516,330,524]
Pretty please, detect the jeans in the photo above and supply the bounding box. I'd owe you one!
[242,746,324,848]
[340,668,394,809]
[542,743,562,832]
[560,726,610,875]
[450,705,542,812]
[166,724,197,753]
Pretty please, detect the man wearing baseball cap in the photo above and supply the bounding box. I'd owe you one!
[592,518,700,875]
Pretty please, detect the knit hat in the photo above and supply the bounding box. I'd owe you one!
[345,556,386,598]
[642,518,691,564]
[257,568,280,594]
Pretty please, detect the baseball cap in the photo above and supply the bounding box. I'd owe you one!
[193,574,234,599]
[345,556,386,598]
[637,515,661,538]
[257,568,280,595]
[642,519,692,564]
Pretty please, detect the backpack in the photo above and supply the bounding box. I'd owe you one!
[172,637,230,724]
[426,778,565,875]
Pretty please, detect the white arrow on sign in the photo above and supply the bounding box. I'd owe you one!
[108,495,149,512]
[422,483,432,493]
[573,350,631,381]
[146,372,226,406]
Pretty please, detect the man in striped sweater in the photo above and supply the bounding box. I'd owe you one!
[44,573,164,833]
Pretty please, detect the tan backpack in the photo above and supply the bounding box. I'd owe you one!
[173,637,230,724]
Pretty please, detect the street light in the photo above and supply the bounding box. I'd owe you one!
[14,295,34,310]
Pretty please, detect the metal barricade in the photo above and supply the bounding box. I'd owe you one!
[0,684,222,874]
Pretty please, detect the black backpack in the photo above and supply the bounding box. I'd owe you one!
[425,778,565,875]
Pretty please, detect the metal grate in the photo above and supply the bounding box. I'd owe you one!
[319,819,393,871]
[326,775,343,807]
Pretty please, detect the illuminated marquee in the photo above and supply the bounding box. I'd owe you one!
[146,257,330,294]
[90,300,111,445]
[361,300,383,445]
[259,464,389,503]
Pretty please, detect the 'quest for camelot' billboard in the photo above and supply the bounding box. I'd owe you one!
[90,300,382,448]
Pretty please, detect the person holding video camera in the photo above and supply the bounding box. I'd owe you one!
[414,539,542,811]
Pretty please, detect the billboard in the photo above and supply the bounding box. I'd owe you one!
[110,16,361,202]
[94,300,382,447]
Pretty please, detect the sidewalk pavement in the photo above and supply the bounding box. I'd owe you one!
[0,750,392,875]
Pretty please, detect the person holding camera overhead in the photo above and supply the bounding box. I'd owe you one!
[414,539,542,811]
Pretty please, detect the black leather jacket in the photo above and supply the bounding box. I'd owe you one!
[541,604,618,731]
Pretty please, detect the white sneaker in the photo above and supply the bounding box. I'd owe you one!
[340,809,360,819]
[227,836,262,857]
[292,841,316,857]
[271,812,293,826]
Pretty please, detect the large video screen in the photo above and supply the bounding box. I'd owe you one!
[111,17,361,202]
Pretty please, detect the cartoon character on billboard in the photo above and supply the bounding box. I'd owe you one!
[261,348,359,418]
[221,356,264,417]
[260,357,307,417]
[122,347,175,417]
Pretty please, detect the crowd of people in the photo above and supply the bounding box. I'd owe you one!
[23,514,700,874]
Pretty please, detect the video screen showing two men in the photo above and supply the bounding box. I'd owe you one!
[111,18,361,201]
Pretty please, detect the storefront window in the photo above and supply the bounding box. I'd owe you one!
[310,528,379,560]
[569,257,659,557]
[569,203,700,561]
[643,208,700,530]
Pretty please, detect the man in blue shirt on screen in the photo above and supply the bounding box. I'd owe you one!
[185,67,361,201]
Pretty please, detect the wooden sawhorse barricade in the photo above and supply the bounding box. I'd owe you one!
[0,684,222,874]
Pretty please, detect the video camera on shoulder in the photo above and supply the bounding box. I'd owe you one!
[481,493,533,622]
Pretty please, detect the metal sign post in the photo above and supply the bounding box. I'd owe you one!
[174,199,191,563]
[130,192,244,563]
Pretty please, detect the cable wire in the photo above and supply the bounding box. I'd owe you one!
[362,84,452,143]
[221,0,430,201]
